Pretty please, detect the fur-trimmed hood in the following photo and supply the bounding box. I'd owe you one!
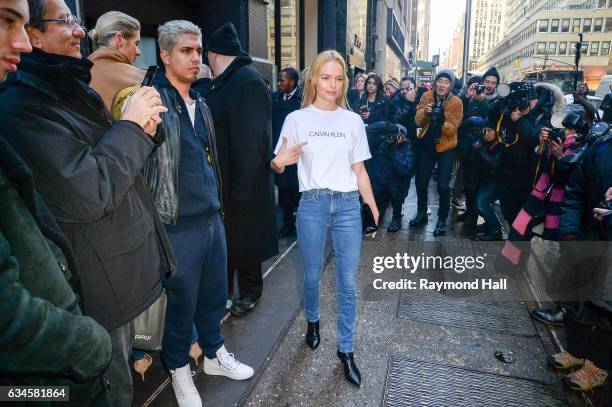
[534,82,566,114]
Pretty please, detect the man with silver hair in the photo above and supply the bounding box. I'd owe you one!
[147,20,254,407]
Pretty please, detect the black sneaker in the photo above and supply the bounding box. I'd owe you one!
[409,212,428,227]
[230,297,258,317]
[433,219,447,236]
[388,217,402,232]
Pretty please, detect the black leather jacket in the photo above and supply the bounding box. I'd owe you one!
[145,74,223,225]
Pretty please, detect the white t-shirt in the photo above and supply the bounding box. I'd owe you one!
[273,104,371,192]
[186,101,196,128]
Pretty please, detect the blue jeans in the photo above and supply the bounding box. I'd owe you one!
[297,189,362,353]
[476,181,502,233]
[415,145,454,220]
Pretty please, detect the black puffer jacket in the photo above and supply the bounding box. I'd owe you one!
[0,49,176,330]
[560,131,612,238]
[388,93,418,141]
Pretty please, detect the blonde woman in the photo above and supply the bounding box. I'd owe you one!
[271,50,378,387]
[348,72,367,112]
[88,11,145,109]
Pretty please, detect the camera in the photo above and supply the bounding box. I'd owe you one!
[548,127,565,143]
[386,123,407,144]
[475,84,486,95]
[496,81,537,114]
[429,99,445,122]
[359,105,370,113]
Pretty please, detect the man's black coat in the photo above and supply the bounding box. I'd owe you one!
[272,87,302,190]
[0,49,175,331]
[205,54,279,268]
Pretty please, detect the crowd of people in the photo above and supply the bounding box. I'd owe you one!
[0,0,610,405]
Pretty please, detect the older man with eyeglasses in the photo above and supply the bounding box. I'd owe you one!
[0,0,174,406]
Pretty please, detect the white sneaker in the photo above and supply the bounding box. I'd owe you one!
[169,364,202,407]
[203,345,254,380]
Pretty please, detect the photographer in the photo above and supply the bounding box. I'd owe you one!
[471,121,504,240]
[601,90,612,123]
[358,73,389,125]
[413,70,464,236]
[456,68,500,231]
[492,82,565,226]
[365,121,412,232]
[384,77,420,231]
[534,134,611,392]
[503,116,584,265]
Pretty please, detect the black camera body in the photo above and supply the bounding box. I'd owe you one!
[475,84,486,95]
[548,127,565,143]
[497,82,536,114]
[430,99,445,122]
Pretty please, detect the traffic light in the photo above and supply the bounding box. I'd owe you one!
[408,51,414,65]
[513,58,521,68]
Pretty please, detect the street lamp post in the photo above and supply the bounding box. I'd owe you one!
[461,0,472,87]
[414,35,420,85]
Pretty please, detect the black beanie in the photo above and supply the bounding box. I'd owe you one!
[483,67,500,83]
[206,22,242,56]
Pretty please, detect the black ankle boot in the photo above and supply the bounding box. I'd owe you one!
[306,321,320,350]
[433,219,447,236]
[337,351,361,386]
[409,212,428,227]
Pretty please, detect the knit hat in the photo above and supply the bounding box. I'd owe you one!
[206,22,242,56]
[483,67,500,83]
[435,69,456,91]
[467,75,482,87]
[385,78,400,90]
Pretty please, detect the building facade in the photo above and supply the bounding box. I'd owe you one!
[416,0,430,61]
[71,0,427,90]
[368,0,412,80]
[477,0,612,90]
[467,0,506,71]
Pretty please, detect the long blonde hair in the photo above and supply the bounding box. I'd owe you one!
[301,50,349,109]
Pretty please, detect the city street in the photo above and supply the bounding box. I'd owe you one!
[132,183,610,407]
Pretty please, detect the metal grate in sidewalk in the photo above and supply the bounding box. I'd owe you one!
[398,293,538,337]
[383,356,567,407]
